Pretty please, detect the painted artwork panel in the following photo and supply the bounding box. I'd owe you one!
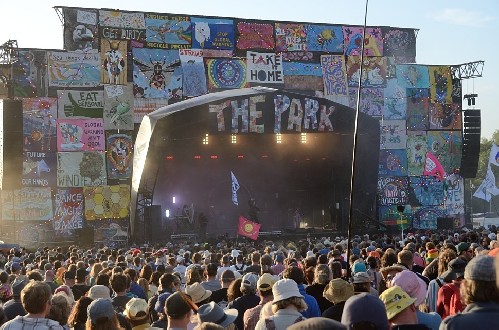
[14,50,48,97]
[179,49,208,96]
[236,21,275,50]
[54,188,84,231]
[282,51,315,62]
[377,176,409,206]
[412,205,446,229]
[23,98,58,152]
[380,120,407,150]
[429,66,453,104]
[1,188,53,221]
[343,27,383,56]
[409,176,444,207]
[396,64,430,88]
[57,89,104,119]
[246,51,283,84]
[84,184,130,220]
[406,88,429,131]
[379,149,408,176]
[145,14,192,49]
[275,23,307,52]
[100,39,127,85]
[57,119,105,152]
[63,7,99,52]
[321,55,347,97]
[429,102,462,130]
[406,133,427,176]
[282,62,323,90]
[106,132,133,180]
[103,84,134,130]
[191,17,234,50]
[386,55,416,79]
[360,88,384,117]
[22,152,56,187]
[379,205,413,226]
[48,52,100,87]
[132,48,182,100]
[99,10,145,29]
[306,24,343,52]
[445,173,465,215]
[92,219,129,247]
[57,152,107,187]
[346,56,386,88]
[384,79,407,119]
[383,28,417,57]
[133,98,168,123]
[206,58,247,90]
[427,131,462,173]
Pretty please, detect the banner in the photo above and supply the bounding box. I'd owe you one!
[409,176,444,207]
[275,23,307,51]
[22,152,56,187]
[237,216,261,240]
[377,176,409,205]
[57,152,107,187]
[306,25,343,53]
[23,98,58,152]
[380,120,407,150]
[231,171,240,205]
[489,143,499,167]
[179,49,208,97]
[444,173,464,215]
[206,58,247,90]
[62,7,99,52]
[103,84,134,130]
[106,132,133,179]
[57,89,104,118]
[406,133,427,176]
[145,14,191,49]
[424,152,446,181]
[57,119,105,151]
[54,188,84,230]
[1,188,53,221]
[191,17,234,49]
[84,185,130,220]
[15,50,49,97]
[48,51,100,87]
[474,167,499,202]
[236,21,274,50]
[246,51,283,84]
[101,39,127,85]
[379,149,407,176]
[320,55,347,98]
[133,98,168,123]
[429,66,453,104]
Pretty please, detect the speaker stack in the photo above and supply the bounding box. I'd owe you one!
[460,109,481,178]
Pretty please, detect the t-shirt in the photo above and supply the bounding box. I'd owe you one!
[113,295,132,313]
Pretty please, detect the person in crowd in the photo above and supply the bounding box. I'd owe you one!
[424,248,456,313]
[322,278,354,322]
[71,268,90,301]
[305,264,333,313]
[110,273,132,313]
[44,270,58,294]
[436,258,467,319]
[125,268,147,300]
[380,285,428,329]
[456,242,473,262]
[352,271,378,296]
[202,264,222,291]
[197,302,238,329]
[85,298,122,330]
[288,317,346,330]
[124,298,153,329]
[210,270,235,309]
[227,278,243,303]
[282,266,320,318]
[243,273,275,330]
[3,277,27,320]
[47,293,71,328]
[270,254,285,277]
[0,272,12,303]
[88,263,103,286]
[244,253,261,275]
[441,255,499,329]
[149,273,178,323]
[186,282,212,306]
[227,273,259,330]
[341,292,389,330]
[1,281,63,329]
[67,296,92,330]
[165,292,194,330]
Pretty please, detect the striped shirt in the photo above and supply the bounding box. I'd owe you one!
[1,316,64,330]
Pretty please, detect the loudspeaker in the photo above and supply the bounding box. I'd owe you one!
[460,109,481,178]
[437,217,454,230]
[146,205,163,243]
[1,99,23,190]
[76,227,95,246]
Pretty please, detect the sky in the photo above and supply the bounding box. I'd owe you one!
[0,0,497,138]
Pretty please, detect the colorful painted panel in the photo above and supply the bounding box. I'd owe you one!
[412,206,446,229]
[379,149,408,176]
[306,25,343,53]
[48,52,100,87]
[54,188,84,231]
[380,120,407,150]
[346,56,386,88]
[14,50,48,97]
[84,184,130,220]
[382,28,417,57]
[246,51,283,84]
[57,152,107,187]
[444,173,465,215]
[106,132,133,180]
[379,205,413,226]
[57,89,104,119]
[92,219,129,247]
[275,23,307,52]
[22,152,56,187]
[282,62,323,91]
[343,27,383,56]
[406,88,429,131]
[384,79,407,119]
[179,49,207,97]
[396,64,430,88]
[145,14,191,49]
[427,131,462,173]
[429,102,462,130]
[101,39,127,85]
[386,55,416,79]
[191,17,234,49]
[63,7,99,52]
[236,21,275,50]
[320,55,347,97]
[360,88,384,117]
[22,98,57,152]
[1,188,53,221]
[429,66,453,104]
[377,176,409,205]
[99,10,145,29]
[103,84,134,130]
[282,51,315,62]
[57,119,105,152]
[132,48,182,99]
[206,58,247,90]
[409,176,443,206]
[133,98,168,123]
[406,133,427,176]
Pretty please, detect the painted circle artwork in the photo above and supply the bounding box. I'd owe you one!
[243,222,254,233]
[210,59,245,88]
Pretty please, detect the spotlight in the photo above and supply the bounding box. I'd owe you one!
[202,133,209,145]
[165,209,170,218]
[301,132,307,144]
[231,134,237,144]
[276,133,282,144]
[172,196,176,204]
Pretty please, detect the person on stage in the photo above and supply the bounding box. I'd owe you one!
[248,198,260,224]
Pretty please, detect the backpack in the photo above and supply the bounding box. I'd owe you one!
[448,283,465,315]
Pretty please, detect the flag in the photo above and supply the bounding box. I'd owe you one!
[231,171,240,205]
[423,152,446,181]
[237,216,261,240]
[473,167,499,201]
[489,143,499,167]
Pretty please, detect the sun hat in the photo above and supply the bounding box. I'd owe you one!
[379,285,416,320]
[88,285,112,301]
[87,298,116,324]
[341,293,389,330]
[272,279,303,303]
[185,282,212,303]
[390,270,426,306]
[464,255,495,282]
[197,301,238,327]
[323,278,354,304]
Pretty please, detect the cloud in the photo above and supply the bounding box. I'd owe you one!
[429,8,494,27]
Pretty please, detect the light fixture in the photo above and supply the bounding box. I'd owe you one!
[202,133,209,145]
[165,209,170,218]
[276,133,282,144]
[172,196,176,204]
[301,132,307,144]
[231,134,237,144]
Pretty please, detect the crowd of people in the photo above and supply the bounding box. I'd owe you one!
[0,227,499,329]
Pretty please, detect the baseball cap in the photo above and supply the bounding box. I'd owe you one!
[341,293,389,330]
[124,298,148,320]
[88,285,112,301]
[379,286,416,320]
[241,273,258,290]
[87,298,116,324]
[352,271,371,284]
[257,273,275,292]
[165,292,193,318]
